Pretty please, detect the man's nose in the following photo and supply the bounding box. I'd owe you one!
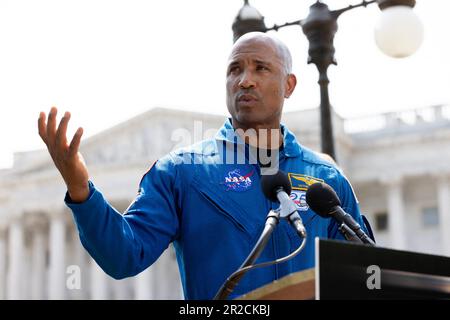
[238,70,256,89]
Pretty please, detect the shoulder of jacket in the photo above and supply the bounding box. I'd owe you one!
[171,138,217,157]
[300,145,337,169]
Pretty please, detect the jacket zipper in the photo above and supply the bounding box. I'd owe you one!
[197,189,249,236]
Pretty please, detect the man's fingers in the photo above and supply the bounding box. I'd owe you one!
[69,127,83,156]
[38,112,47,143]
[55,111,71,148]
[46,107,58,146]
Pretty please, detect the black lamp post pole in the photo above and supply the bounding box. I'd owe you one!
[232,0,416,162]
[301,1,341,160]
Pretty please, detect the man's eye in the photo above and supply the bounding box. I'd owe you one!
[228,66,240,74]
[257,65,269,71]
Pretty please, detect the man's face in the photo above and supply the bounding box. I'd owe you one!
[226,37,295,130]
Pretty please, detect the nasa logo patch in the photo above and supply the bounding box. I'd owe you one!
[223,169,254,192]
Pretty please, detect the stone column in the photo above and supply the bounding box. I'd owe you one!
[140,247,183,300]
[156,247,182,300]
[0,226,7,300]
[90,258,108,299]
[134,267,154,300]
[71,233,88,299]
[437,176,450,256]
[48,212,66,299]
[113,277,134,300]
[7,218,24,299]
[385,177,407,250]
[27,214,48,300]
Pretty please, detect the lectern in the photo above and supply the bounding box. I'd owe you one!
[237,238,450,299]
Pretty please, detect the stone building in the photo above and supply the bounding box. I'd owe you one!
[0,105,449,299]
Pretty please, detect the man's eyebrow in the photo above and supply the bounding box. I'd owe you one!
[228,61,240,67]
[254,59,272,66]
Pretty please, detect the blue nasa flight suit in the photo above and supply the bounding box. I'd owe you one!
[66,118,368,300]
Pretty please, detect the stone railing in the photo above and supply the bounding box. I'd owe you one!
[344,104,450,134]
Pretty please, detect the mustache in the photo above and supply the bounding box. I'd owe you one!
[236,90,261,101]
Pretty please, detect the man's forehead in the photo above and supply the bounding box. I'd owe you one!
[231,37,276,54]
[228,39,282,63]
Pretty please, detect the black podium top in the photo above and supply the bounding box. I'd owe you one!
[316,238,450,299]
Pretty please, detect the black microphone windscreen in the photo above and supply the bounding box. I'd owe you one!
[260,170,292,202]
[305,182,341,217]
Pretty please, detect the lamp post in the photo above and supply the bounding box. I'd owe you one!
[232,0,423,161]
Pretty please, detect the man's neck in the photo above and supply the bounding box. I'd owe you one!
[231,121,283,150]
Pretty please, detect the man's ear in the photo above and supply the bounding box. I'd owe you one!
[284,74,297,98]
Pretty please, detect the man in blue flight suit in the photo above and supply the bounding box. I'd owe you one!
[38,32,369,299]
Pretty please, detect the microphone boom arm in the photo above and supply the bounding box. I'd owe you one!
[213,209,280,300]
[276,187,307,238]
[338,222,363,243]
[332,207,375,246]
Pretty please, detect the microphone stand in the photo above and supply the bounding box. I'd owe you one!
[338,222,363,244]
[213,209,280,300]
[331,208,376,246]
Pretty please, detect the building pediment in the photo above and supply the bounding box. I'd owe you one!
[7,108,225,176]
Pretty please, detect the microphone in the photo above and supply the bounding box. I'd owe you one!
[214,170,307,300]
[305,182,375,246]
[337,222,363,244]
[261,170,307,238]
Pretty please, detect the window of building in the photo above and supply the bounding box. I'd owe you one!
[374,212,388,231]
[422,207,439,227]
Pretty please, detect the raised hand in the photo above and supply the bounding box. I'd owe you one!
[38,107,90,202]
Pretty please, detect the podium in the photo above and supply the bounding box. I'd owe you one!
[237,238,450,299]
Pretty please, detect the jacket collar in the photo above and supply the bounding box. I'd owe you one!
[215,118,302,158]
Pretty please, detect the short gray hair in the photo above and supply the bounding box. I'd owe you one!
[276,40,292,74]
[234,32,293,75]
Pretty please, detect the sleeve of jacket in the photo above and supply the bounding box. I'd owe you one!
[327,171,369,240]
[65,153,181,280]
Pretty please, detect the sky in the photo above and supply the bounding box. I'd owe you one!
[0,0,449,169]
